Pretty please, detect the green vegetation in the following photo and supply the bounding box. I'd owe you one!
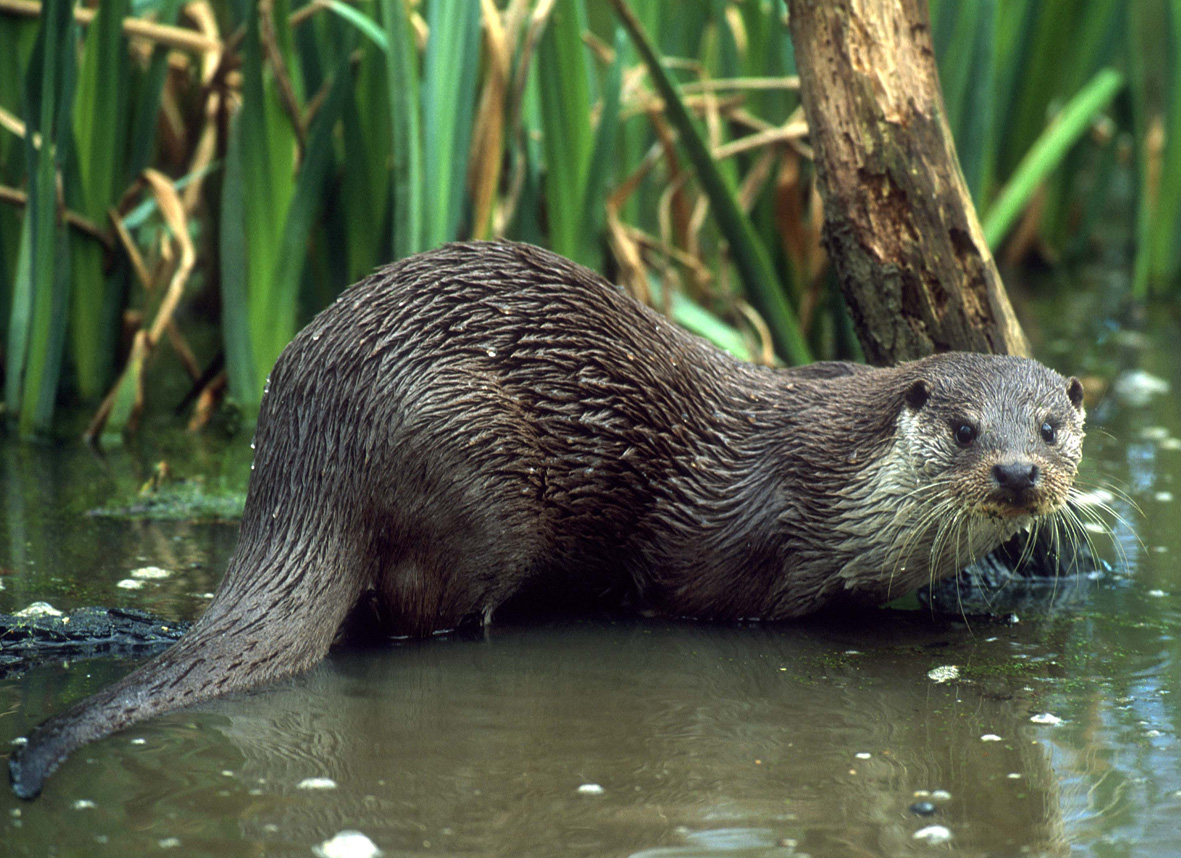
[930,0,1178,291]
[0,0,1174,438]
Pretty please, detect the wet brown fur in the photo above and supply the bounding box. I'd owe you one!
[9,241,1085,798]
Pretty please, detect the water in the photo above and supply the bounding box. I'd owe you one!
[1,281,1180,856]
[4,615,1130,857]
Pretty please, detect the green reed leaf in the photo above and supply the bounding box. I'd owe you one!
[323,0,389,51]
[983,67,1124,249]
[610,0,811,365]
[17,0,76,436]
[219,113,258,405]
[381,0,423,258]
[538,1,593,264]
[422,0,481,248]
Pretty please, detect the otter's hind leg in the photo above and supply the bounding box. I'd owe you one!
[365,413,548,638]
[371,528,539,638]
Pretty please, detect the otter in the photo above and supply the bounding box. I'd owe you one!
[8,241,1085,799]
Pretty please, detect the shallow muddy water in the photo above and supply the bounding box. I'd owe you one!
[2,279,1180,857]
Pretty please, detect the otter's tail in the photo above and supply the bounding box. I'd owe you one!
[9,634,227,799]
[8,544,362,800]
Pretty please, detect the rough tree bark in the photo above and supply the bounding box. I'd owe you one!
[786,0,1030,363]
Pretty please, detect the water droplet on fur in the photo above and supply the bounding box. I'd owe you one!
[312,332,321,342]
[487,348,497,357]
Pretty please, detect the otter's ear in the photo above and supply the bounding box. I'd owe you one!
[904,379,930,411]
[1066,377,1084,411]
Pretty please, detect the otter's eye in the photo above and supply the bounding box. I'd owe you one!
[1041,421,1057,444]
[953,422,977,447]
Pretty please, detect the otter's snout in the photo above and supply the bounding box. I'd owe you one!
[992,460,1040,506]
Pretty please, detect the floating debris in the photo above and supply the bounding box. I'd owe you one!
[297,777,338,790]
[981,734,1003,742]
[1030,713,1062,725]
[313,831,383,858]
[910,801,937,816]
[129,566,172,580]
[576,783,605,795]
[0,606,189,676]
[15,602,63,619]
[116,579,146,590]
[913,825,953,845]
[927,665,959,683]
[71,799,96,810]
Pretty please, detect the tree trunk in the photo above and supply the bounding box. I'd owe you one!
[786,0,1029,363]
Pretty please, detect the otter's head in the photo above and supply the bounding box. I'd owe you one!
[898,353,1085,520]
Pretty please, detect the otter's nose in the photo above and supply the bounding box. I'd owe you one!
[993,461,1039,493]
